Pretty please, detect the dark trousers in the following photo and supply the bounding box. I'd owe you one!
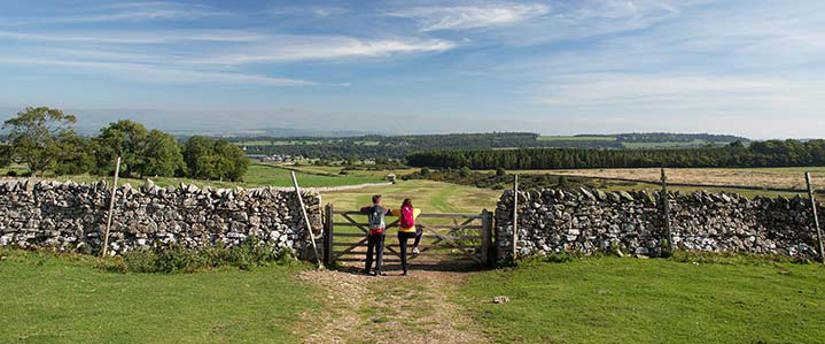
[364,233,385,274]
[397,227,423,273]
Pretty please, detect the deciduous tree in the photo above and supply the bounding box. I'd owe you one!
[2,106,77,176]
[94,120,149,177]
[143,130,185,177]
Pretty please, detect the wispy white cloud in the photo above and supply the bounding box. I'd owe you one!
[270,5,350,18]
[0,57,319,86]
[0,1,224,26]
[386,3,549,31]
[485,0,691,46]
[189,36,456,64]
[0,29,265,44]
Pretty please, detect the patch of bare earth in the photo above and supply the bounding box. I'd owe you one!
[296,266,487,344]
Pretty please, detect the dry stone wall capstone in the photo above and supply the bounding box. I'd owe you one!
[0,179,323,257]
[496,188,824,260]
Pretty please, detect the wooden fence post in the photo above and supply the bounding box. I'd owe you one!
[512,174,519,260]
[805,172,824,264]
[660,168,673,256]
[290,171,323,269]
[324,203,335,266]
[101,156,121,257]
[481,209,493,266]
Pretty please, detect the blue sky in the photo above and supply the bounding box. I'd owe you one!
[0,0,823,138]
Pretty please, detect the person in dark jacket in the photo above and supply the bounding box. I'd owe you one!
[360,194,391,276]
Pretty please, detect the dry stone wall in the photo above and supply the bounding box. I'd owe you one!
[496,188,824,260]
[0,179,323,257]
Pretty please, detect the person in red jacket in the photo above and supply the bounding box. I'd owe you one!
[390,198,422,276]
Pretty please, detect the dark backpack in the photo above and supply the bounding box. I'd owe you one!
[368,206,386,234]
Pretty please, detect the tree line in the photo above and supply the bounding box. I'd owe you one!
[613,132,746,143]
[238,132,749,160]
[1,106,249,181]
[239,132,553,160]
[406,140,825,170]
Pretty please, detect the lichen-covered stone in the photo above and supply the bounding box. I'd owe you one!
[0,179,322,258]
[496,189,824,260]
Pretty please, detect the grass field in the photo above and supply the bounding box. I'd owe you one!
[510,167,825,191]
[459,257,825,343]
[537,135,617,142]
[5,249,824,343]
[322,179,499,212]
[4,162,825,342]
[0,249,318,343]
[1,164,384,189]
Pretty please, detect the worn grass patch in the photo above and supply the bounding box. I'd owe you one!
[0,249,320,343]
[459,257,825,343]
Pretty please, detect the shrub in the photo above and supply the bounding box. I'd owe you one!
[545,253,574,263]
[122,249,159,273]
[117,237,289,273]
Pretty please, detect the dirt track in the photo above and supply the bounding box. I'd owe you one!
[298,266,487,344]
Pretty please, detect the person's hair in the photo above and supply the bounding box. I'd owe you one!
[402,198,413,208]
[372,195,382,204]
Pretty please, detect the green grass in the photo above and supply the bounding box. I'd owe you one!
[322,179,499,213]
[537,136,617,142]
[459,257,825,343]
[241,164,378,187]
[0,249,319,343]
[321,179,500,253]
[353,140,381,146]
[17,164,382,189]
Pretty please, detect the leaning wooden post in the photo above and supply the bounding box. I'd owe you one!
[101,156,121,257]
[291,171,323,269]
[660,168,673,256]
[805,172,825,264]
[512,174,519,260]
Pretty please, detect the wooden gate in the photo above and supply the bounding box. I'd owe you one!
[322,204,494,267]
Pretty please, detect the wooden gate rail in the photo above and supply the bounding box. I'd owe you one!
[323,204,494,267]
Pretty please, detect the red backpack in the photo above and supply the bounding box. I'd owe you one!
[400,206,415,228]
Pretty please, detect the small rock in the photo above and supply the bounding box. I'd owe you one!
[492,296,510,304]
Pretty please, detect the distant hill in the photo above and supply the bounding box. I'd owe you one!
[232,132,753,160]
[539,132,749,150]
[180,127,376,138]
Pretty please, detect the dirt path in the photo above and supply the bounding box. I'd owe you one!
[297,267,487,344]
